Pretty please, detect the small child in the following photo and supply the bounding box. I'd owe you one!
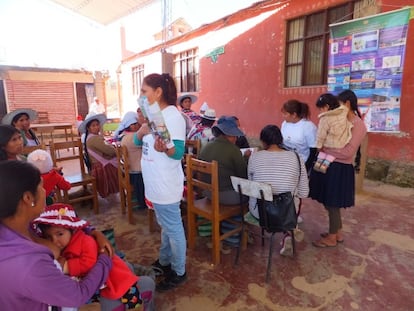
[27,149,71,205]
[314,93,353,173]
[117,110,148,209]
[33,203,155,311]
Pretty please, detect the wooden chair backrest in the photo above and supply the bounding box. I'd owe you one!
[185,139,202,158]
[115,145,131,190]
[186,154,219,214]
[22,143,46,156]
[49,140,87,176]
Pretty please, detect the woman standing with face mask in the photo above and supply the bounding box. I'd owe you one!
[135,73,187,291]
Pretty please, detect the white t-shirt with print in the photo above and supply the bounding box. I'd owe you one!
[281,119,317,162]
[141,105,186,204]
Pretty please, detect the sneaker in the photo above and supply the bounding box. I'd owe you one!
[151,259,171,276]
[297,215,304,224]
[156,271,187,291]
[280,235,293,257]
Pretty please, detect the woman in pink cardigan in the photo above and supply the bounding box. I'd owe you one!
[310,90,367,248]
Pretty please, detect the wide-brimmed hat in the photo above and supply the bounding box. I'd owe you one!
[2,108,38,125]
[78,112,107,134]
[201,108,217,121]
[213,116,244,137]
[113,111,138,138]
[32,203,89,230]
[177,93,198,106]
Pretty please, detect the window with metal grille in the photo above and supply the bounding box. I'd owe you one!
[173,48,199,92]
[132,64,145,96]
[285,1,372,87]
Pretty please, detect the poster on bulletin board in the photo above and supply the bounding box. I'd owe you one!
[327,7,412,132]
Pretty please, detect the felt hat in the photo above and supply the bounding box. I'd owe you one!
[201,108,217,121]
[212,116,244,137]
[78,112,107,134]
[2,108,38,125]
[32,203,89,230]
[177,93,198,106]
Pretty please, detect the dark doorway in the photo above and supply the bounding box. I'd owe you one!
[0,81,7,121]
[76,83,93,119]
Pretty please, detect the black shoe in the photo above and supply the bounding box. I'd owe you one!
[156,271,187,292]
[151,259,171,276]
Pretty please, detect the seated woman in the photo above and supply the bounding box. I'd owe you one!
[0,124,25,161]
[78,113,119,199]
[2,108,40,146]
[0,160,112,310]
[199,116,248,248]
[247,125,309,256]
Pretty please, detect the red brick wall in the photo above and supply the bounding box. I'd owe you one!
[6,80,76,124]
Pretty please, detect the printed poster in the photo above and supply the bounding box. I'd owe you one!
[328,7,412,132]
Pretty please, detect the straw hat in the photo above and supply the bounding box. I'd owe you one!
[32,203,89,230]
[177,93,198,106]
[78,112,107,134]
[201,108,217,121]
[2,108,38,125]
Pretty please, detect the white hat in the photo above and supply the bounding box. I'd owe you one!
[113,111,138,138]
[2,108,38,125]
[78,112,107,134]
[27,149,53,174]
[177,93,198,106]
[201,108,217,121]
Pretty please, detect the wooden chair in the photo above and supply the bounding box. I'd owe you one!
[49,140,99,214]
[186,154,246,265]
[34,126,55,147]
[115,145,135,225]
[230,176,296,282]
[185,139,201,158]
[22,143,46,155]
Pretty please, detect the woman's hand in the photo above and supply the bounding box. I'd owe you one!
[137,123,150,140]
[91,230,114,257]
[154,135,168,153]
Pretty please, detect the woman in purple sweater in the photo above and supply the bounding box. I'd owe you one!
[0,160,112,311]
[310,90,367,248]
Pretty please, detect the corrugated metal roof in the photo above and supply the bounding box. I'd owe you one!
[48,0,156,25]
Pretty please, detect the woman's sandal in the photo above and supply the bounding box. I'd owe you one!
[312,238,337,248]
[320,232,344,243]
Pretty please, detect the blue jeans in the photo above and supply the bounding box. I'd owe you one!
[152,201,186,276]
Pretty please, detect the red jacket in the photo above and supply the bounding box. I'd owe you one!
[63,230,138,300]
[41,170,71,196]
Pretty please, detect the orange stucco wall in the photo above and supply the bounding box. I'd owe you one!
[192,0,414,162]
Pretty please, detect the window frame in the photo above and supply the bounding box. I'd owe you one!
[132,64,145,96]
[173,48,199,93]
[284,2,358,87]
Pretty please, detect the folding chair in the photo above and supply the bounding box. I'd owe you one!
[231,176,296,282]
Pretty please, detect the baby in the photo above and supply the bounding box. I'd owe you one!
[27,149,71,204]
[33,203,147,310]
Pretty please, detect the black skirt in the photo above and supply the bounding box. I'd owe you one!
[309,162,355,208]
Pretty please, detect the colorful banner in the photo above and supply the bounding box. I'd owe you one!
[328,7,412,132]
